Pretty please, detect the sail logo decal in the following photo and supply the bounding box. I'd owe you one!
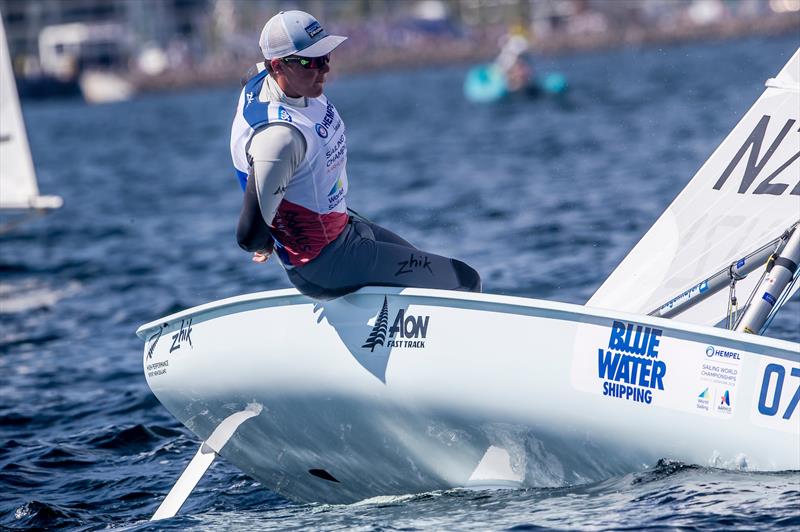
[596,321,667,405]
[362,297,429,351]
[713,115,799,196]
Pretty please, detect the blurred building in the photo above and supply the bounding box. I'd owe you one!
[0,0,209,76]
[1,0,798,100]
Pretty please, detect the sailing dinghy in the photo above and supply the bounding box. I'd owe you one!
[0,14,62,219]
[138,50,800,519]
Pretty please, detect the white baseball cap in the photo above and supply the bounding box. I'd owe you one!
[260,10,347,59]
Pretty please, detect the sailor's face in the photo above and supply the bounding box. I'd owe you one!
[276,57,330,98]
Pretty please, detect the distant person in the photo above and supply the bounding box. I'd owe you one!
[505,55,533,92]
[495,33,532,92]
[231,10,481,299]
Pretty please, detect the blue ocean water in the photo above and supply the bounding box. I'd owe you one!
[2,35,799,530]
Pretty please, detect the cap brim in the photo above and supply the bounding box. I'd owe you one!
[296,35,347,57]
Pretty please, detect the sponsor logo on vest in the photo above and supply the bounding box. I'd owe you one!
[321,102,335,128]
[362,297,430,351]
[328,178,344,207]
[326,133,346,168]
[245,91,255,108]
[305,21,323,38]
[597,320,667,405]
[277,106,292,122]
[316,123,328,138]
[395,253,434,276]
[170,318,194,353]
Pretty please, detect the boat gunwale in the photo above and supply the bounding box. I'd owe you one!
[135,287,800,358]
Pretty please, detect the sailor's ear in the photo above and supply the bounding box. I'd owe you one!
[270,58,283,74]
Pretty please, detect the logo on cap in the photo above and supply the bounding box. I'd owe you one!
[305,21,323,38]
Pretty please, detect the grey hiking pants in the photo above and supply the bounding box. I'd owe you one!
[286,216,481,299]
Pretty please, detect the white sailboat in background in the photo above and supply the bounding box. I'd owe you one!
[137,49,800,520]
[38,22,134,105]
[0,14,62,214]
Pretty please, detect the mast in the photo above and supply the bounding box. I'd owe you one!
[736,226,800,334]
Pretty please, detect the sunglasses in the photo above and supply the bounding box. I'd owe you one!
[281,54,330,70]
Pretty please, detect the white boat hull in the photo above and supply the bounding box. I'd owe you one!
[137,288,800,504]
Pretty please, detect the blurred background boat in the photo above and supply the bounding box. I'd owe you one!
[0,12,61,230]
[37,22,134,103]
[464,33,569,103]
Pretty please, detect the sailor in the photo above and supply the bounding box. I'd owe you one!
[231,10,481,299]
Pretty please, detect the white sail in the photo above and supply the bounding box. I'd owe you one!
[0,14,61,210]
[589,49,800,327]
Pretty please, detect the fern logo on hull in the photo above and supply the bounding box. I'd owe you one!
[362,297,390,352]
[362,296,430,351]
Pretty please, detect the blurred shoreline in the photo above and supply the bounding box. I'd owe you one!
[132,13,800,93]
[4,0,799,102]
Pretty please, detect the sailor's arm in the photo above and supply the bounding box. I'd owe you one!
[236,173,274,256]
[236,123,306,259]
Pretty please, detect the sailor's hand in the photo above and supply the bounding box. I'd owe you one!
[252,250,272,263]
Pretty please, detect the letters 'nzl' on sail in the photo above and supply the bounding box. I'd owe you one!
[589,49,800,327]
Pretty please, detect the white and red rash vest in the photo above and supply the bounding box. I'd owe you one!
[230,68,348,266]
